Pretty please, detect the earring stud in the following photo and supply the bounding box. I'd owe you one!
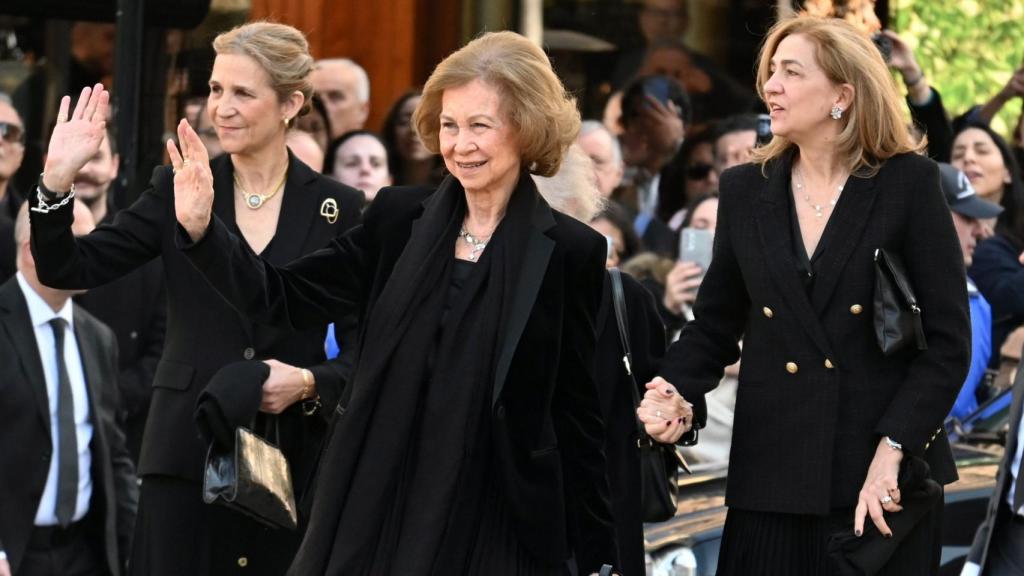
[830,105,843,120]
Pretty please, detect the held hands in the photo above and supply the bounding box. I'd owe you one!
[260,359,311,414]
[853,437,904,538]
[638,377,693,443]
[663,261,703,315]
[43,84,110,192]
[168,119,214,242]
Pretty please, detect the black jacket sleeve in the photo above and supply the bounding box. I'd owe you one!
[907,88,953,163]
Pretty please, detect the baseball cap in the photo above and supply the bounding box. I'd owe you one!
[938,163,1003,219]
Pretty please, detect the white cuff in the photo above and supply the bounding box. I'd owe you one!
[960,561,981,576]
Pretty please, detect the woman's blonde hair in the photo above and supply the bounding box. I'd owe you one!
[750,16,923,174]
[413,31,581,177]
[212,21,314,117]
[533,144,606,222]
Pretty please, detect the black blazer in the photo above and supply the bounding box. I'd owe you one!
[28,152,363,486]
[966,359,1024,568]
[0,277,137,575]
[179,184,618,572]
[660,152,971,515]
[77,252,166,463]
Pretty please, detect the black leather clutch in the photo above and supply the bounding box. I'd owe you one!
[202,425,298,531]
[873,249,928,356]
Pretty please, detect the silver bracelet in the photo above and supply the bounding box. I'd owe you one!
[30,184,76,214]
[883,436,903,451]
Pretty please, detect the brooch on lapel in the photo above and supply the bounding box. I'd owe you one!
[320,198,339,224]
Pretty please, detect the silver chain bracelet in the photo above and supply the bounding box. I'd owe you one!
[30,183,77,214]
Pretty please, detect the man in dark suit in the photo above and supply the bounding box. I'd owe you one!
[962,356,1024,574]
[0,203,136,576]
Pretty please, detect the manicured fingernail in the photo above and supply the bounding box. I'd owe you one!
[855,529,862,537]
[677,418,684,423]
[884,532,892,539]
[664,389,674,396]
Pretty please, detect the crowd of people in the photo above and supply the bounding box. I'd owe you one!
[1,0,1024,575]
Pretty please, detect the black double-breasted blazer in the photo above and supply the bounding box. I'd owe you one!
[660,151,971,515]
[179,183,618,572]
[28,152,363,487]
[0,277,137,575]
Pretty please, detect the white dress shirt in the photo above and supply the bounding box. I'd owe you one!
[16,273,93,526]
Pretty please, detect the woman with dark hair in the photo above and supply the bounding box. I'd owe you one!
[956,122,1024,366]
[294,92,331,153]
[381,89,445,186]
[591,201,643,267]
[324,130,391,202]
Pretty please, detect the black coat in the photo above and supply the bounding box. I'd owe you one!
[660,152,971,515]
[179,183,619,572]
[966,357,1024,568]
[0,277,137,575]
[29,153,362,574]
[594,271,666,576]
[77,240,166,463]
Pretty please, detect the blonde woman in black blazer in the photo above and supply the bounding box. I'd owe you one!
[29,23,362,576]
[638,17,971,575]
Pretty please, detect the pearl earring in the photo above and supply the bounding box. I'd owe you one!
[830,105,843,120]
[283,116,290,127]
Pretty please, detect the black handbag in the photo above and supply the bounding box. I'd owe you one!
[609,268,690,523]
[202,418,298,530]
[873,249,927,356]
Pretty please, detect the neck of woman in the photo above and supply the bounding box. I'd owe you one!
[232,140,291,191]
[795,141,847,184]
[463,179,517,236]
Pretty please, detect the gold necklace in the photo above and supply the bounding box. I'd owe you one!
[235,168,288,210]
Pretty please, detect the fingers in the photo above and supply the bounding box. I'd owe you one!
[83,83,105,122]
[867,498,892,537]
[166,138,184,173]
[646,376,668,391]
[853,499,866,536]
[71,86,92,121]
[56,96,71,124]
[177,119,192,160]
[180,118,210,164]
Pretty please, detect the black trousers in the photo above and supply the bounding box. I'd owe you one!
[18,521,106,576]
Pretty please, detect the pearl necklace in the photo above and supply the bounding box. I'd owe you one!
[458,226,491,261]
[794,168,845,218]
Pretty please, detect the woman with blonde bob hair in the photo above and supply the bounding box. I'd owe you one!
[167,29,620,574]
[642,15,971,575]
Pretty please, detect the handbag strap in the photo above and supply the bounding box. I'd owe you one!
[609,268,652,445]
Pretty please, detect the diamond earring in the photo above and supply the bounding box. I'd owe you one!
[830,105,843,120]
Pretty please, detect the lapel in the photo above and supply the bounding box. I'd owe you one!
[1006,373,1024,471]
[753,153,834,357]
[264,152,322,266]
[73,313,104,431]
[0,278,52,431]
[492,195,555,407]
[808,170,878,314]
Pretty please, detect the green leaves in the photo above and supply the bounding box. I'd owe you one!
[893,0,1024,136]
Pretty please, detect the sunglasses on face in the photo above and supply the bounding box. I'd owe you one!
[0,122,25,145]
[686,162,713,180]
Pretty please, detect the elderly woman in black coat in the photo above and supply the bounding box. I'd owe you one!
[638,16,971,576]
[172,31,618,575]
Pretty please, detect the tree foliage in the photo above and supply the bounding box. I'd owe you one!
[892,0,1024,138]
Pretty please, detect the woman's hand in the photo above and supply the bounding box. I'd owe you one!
[168,118,214,242]
[42,84,110,192]
[663,260,703,314]
[638,377,693,443]
[853,438,904,538]
[260,359,308,414]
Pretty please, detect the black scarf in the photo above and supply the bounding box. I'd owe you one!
[289,173,538,576]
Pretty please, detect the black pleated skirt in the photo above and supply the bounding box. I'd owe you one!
[716,504,942,576]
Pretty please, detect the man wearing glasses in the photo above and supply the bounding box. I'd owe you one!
[0,92,26,281]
